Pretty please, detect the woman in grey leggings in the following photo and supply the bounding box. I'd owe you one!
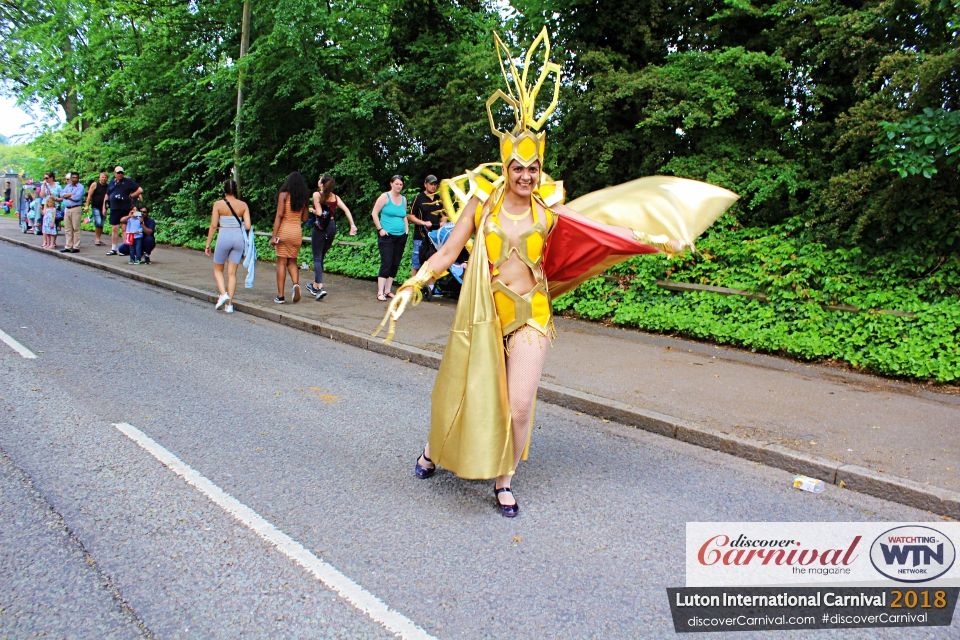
[205,180,251,313]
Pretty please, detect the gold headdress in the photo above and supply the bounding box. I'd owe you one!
[439,29,564,223]
[488,28,561,168]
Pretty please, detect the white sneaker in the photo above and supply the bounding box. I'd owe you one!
[216,293,230,310]
[225,304,234,313]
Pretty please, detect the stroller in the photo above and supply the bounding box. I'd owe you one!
[17,184,42,235]
[427,222,467,299]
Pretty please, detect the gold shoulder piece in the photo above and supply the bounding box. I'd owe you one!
[535,179,565,207]
[439,163,504,223]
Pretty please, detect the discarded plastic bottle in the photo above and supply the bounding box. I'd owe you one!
[793,475,826,493]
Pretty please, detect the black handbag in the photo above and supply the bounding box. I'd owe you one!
[314,196,333,232]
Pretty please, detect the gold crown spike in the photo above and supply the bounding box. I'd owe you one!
[487,28,562,168]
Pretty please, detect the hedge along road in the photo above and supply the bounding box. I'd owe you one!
[2,239,957,637]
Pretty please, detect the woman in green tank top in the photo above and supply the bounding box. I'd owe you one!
[370,175,409,301]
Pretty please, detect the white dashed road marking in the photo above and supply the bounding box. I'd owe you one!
[113,422,437,640]
[0,328,37,358]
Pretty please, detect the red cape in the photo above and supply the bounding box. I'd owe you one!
[544,214,659,298]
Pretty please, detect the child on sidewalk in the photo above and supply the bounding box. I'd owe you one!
[41,196,58,248]
[123,209,144,264]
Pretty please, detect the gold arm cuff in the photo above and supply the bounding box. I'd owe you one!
[403,260,443,299]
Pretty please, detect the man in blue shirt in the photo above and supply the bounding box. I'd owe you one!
[59,172,86,253]
[106,166,143,255]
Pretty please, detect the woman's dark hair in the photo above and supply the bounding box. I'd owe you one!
[223,179,238,197]
[390,175,404,184]
[319,174,336,201]
[279,171,310,211]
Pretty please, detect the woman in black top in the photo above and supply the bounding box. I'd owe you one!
[307,174,357,300]
[85,172,109,245]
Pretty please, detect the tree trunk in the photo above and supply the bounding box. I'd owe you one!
[234,0,252,186]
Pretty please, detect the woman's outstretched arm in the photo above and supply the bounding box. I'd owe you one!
[336,197,358,234]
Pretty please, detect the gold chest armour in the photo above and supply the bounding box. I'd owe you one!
[483,196,553,336]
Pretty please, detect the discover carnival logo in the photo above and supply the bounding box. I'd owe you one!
[869,525,956,583]
[697,534,861,569]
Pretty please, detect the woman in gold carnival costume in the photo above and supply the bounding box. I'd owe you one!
[374,29,739,517]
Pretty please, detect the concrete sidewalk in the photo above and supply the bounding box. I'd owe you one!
[2,217,958,515]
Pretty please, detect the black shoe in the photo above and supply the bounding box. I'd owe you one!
[414,451,436,479]
[59,248,71,253]
[106,249,117,255]
[495,487,519,517]
[316,287,328,300]
[143,255,151,264]
[274,296,285,304]
[305,283,319,297]
[70,248,79,253]
[422,287,433,302]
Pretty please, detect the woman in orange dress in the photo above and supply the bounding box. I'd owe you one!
[271,171,310,303]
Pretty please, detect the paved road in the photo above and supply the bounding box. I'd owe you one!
[0,242,956,638]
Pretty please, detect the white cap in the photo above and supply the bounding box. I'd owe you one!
[114,166,125,173]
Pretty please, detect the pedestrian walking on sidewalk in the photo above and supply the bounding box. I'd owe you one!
[205,180,251,314]
[60,172,85,253]
[106,167,142,255]
[41,196,58,248]
[271,171,310,304]
[307,174,357,300]
[370,175,408,302]
[85,172,109,246]
[407,174,445,300]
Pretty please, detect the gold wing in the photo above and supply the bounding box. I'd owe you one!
[566,176,739,247]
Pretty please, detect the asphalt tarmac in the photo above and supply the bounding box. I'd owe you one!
[1,242,956,638]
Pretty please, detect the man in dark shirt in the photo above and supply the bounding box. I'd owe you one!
[106,166,143,255]
[407,174,446,299]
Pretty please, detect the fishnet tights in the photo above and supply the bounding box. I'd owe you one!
[504,326,550,471]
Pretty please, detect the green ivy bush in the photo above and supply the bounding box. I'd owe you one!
[554,215,960,382]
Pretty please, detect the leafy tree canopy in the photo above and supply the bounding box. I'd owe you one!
[0,0,955,247]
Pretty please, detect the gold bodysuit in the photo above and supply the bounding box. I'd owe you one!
[480,193,556,337]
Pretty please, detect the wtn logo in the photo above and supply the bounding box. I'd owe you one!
[870,526,956,583]
[880,543,944,567]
